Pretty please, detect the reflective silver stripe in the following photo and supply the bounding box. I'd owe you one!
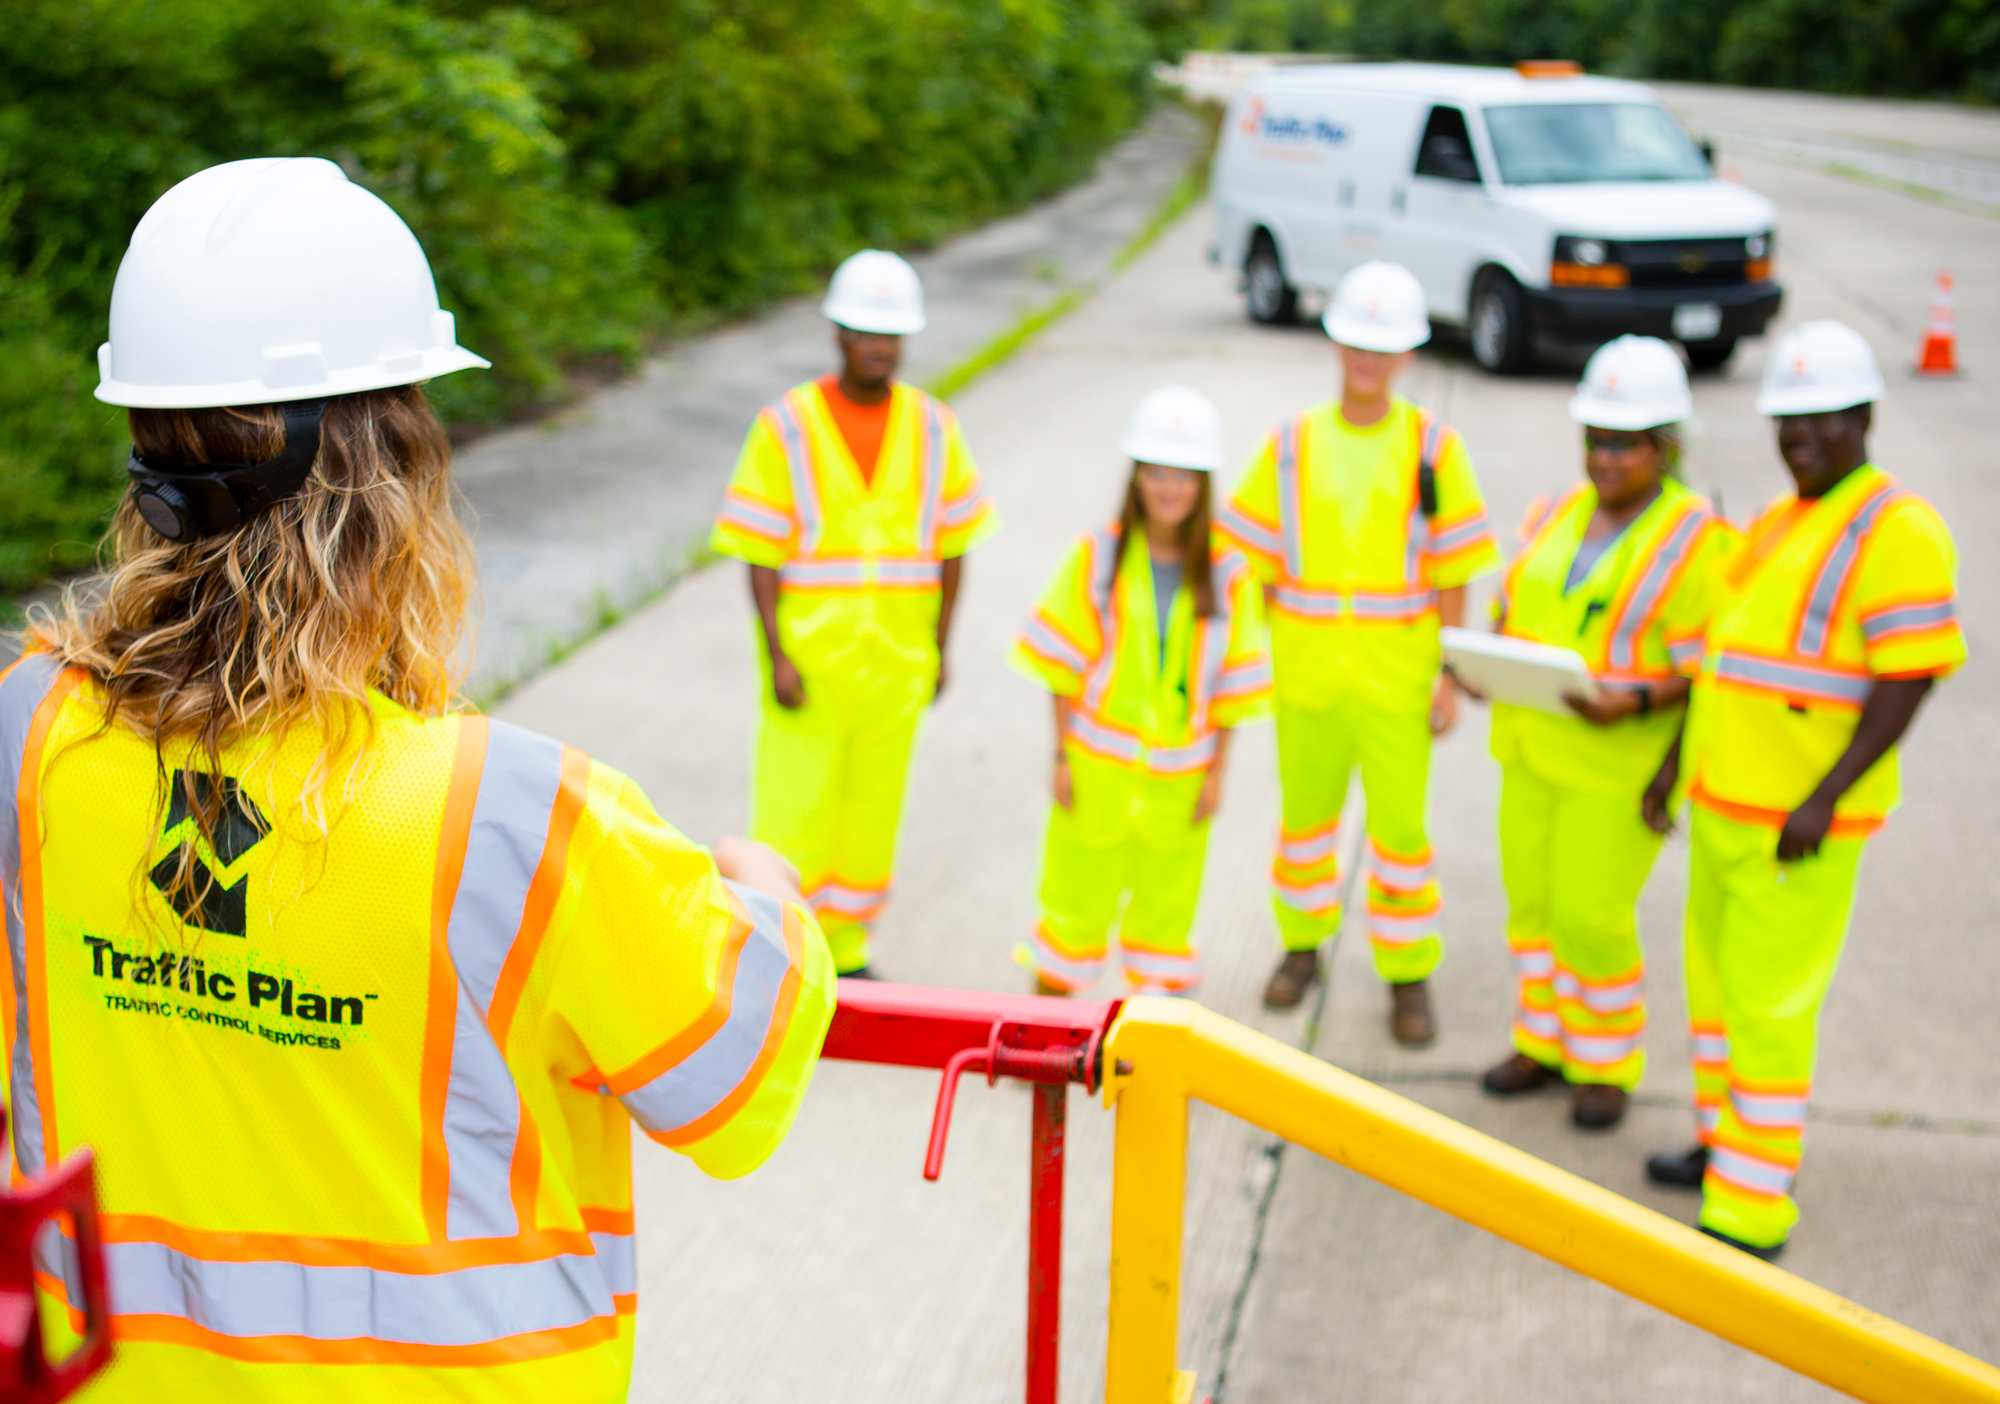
[769,394,823,553]
[1797,485,1898,656]
[619,880,791,1137]
[1216,503,1282,557]
[40,1230,632,1347]
[1607,507,1706,670]
[1861,599,1954,641]
[1713,651,1872,705]
[1707,1144,1795,1196]
[1,654,61,1179]
[1275,419,1304,580]
[918,397,946,551]
[443,721,564,1240]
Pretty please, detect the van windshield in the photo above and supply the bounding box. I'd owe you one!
[1482,103,1709,184]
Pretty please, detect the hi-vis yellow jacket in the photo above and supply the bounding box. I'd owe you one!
[1687,463,1963,836]
[1491,479,1738,796]
[1218,397,1499,711]
[0,655,833,1401]
[1011,528,1272,775]
[710,380,998,683]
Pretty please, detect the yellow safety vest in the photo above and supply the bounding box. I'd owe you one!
[0,656,832,1400]
[1490,479,1737,796]
[1010,528,1272,775]
[1218,397,1499,710]
[710,380,999,683]
[1688,464,1964,835]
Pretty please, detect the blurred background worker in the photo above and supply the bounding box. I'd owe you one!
[1009,386,1272,996]
[1477,337,1737,1131]
[1643,321,1963,1261]
[1220,261,1499,1044]
[12,158,832,1399]
[710,251,999,977]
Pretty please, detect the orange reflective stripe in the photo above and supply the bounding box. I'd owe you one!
[108,1302,625,1367]
[1688,780,1881,837]
[423,714,487,1239]
[590,894,756,1098]
[98,1213,602,1271]
[20,665,81,1178]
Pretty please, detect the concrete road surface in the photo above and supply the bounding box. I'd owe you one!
[496,87,2000,1403]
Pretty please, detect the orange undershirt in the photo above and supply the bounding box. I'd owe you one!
[819,374,890,486]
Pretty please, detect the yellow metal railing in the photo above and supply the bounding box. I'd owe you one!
[1100,997,2000,1404]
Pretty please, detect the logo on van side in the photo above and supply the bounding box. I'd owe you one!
[1241,97,1348,147]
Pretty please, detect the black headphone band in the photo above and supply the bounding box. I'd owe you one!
[126,400,330,543]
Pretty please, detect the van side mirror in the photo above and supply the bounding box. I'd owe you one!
[1699,139,1716,169]
[1418,135,1482,183]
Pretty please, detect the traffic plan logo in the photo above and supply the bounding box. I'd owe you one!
[1240,96,1349,148]
[148,772,268,938]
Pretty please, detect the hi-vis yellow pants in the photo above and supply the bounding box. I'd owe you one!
[1498,762,1662,1090]
[1685,806,1864,1250]
[753,667,927,974]
[1016,748,1208,993]
[1272,697,1440,984]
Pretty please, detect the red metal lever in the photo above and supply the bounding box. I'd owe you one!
[923,1020,1101,1180]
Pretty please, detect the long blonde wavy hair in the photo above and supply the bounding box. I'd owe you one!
[31,384,474,914]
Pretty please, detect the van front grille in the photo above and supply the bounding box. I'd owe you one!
[1620,238,1757,289]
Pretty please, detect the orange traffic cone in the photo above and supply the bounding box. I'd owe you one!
[1916,270,1958,375]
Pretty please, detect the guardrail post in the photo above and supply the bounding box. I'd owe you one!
[1102,998,1195,1404]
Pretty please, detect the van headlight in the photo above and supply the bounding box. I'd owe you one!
[1746,233,1769,258]
[1552,235,1628,289]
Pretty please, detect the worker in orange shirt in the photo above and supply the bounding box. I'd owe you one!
[1642,321,1963,1259]
[711,251,999,977]
[10,157,831,1400]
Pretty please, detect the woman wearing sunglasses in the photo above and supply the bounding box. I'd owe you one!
[1478,337,1738,1130]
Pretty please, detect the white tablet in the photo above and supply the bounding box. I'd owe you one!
[1440,627,1601,717]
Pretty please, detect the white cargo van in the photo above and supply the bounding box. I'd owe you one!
[1210,62,1783,371]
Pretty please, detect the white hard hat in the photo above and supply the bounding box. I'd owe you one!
[96,158,488,409]
[1324,261,1430,352]
[1756,320,1884,416]
[1121,385,1225,472]
[823,250,926,335]
[1568,336,1692,431]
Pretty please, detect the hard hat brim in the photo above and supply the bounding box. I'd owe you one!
[825,303,925,336]
[1323,309,1430,353]
[95,344,491,409]
[1120,435,1220,472]
[1567,393,1691,431]
[1754,386,1881,416]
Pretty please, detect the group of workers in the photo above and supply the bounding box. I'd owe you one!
[0,150,1959,1398]
[712,249,1960,1266]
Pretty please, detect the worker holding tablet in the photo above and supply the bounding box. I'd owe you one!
[1220,262,1498,1043]
[1479,337,1736,1129]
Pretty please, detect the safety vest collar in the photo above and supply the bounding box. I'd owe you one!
[762,381,950,560]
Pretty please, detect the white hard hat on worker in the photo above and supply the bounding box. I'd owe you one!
[1756,320,1884,416]
[96,157,487,409]
[1569,336,1692,431]
[824,249,927,335]
[1324,261,1431,353]
[1121,385,1224,472]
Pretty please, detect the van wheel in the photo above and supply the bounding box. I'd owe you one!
[1245,236,1298,325]
[1686,337,1738,370]
[1470,270,1533,373]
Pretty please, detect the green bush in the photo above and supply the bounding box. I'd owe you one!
[0,0,1158,590]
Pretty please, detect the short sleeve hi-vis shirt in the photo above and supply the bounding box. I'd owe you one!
[1010,528,1273,775]
[710,380,999,681]
[1688,464,1964,834]
[1490,479,1738,797]
[1217,397,1500,710]
[0,658,834,1401]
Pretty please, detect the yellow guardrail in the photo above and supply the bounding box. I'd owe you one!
[1100,997,2000,1404]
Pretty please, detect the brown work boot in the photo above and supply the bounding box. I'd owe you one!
[1389,979,1436,1047]
[1571,1083,1628,1130]
[1262,950,1321,1009]
[1033,975,1070,998]
[1481,1051,1561,1095]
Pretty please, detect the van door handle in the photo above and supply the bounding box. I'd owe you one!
[1391,187,1407,214]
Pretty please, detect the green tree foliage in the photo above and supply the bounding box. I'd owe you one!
[1218,0,2000,102]
[0,0,1153,590]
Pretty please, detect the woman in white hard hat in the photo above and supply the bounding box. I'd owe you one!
[1476,335,1736,1130]
[1010,386,1271,995]
[11,157,832,1399]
